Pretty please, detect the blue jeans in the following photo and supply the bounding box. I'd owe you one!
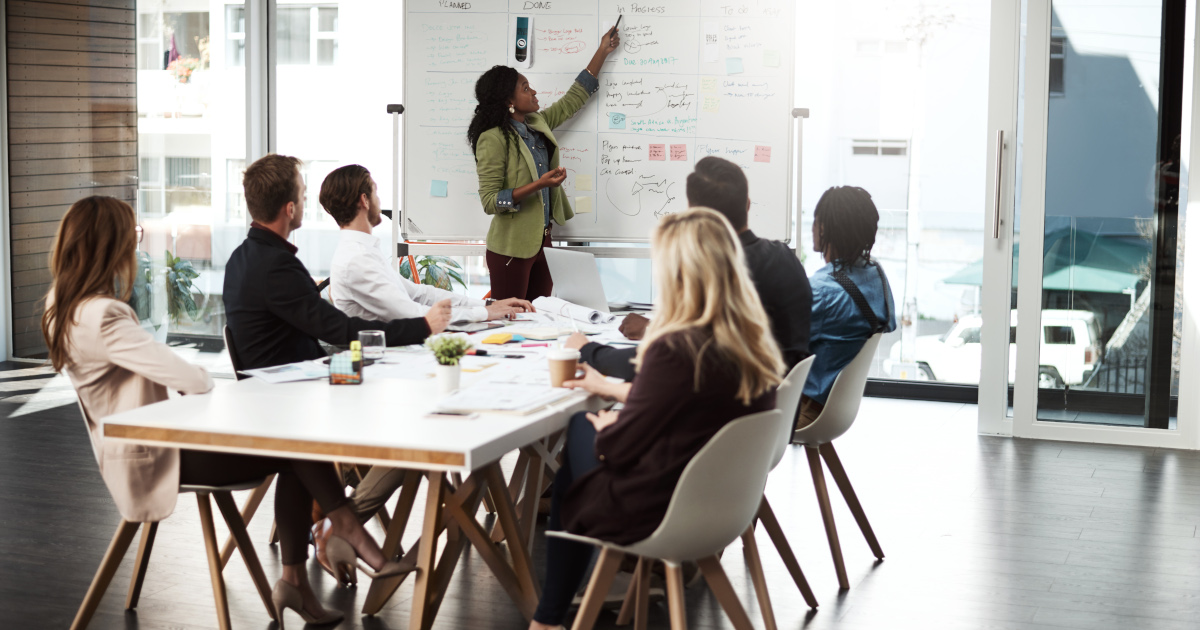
[532,411,602,625]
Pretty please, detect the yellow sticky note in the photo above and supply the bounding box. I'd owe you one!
[575,174,593,191]
[701,77,718,93]
[482,333,513,345]
[575,196,593,214]
[702,96,720,113]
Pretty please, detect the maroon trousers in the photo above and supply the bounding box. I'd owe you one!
[487,230,553,301]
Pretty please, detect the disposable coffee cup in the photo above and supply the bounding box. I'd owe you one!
[548,348,581,388]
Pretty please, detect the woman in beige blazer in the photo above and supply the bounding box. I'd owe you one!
[44,196,409,628]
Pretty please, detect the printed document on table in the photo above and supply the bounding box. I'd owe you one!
[435,385,572,414]
[240,361,328,384]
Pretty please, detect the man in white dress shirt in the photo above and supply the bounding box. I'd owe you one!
[322,164,533,325]
[309,165,533,583]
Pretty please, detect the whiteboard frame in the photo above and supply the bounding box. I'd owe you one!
[400,4,799,246]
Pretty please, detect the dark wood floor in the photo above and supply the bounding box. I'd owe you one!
[5,362,1200,629]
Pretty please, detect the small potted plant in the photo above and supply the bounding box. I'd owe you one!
[425,333,473,393]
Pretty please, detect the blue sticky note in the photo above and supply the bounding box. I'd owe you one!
[726,57,744,75]
[609,112,627,130]
[431,180,448,197]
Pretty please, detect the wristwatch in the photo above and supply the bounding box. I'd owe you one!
[485,298,496,306]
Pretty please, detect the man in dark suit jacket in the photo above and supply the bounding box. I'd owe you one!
[567,156,812,380]
[224,154,449,370]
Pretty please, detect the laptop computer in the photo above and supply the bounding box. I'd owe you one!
[543,248,610,313]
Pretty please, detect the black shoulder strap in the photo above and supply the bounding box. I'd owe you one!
[830,263,889,334]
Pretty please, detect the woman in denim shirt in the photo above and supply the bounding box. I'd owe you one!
[799,186,897,427]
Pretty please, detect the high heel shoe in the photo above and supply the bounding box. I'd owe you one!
[326,534,417,580]
[271,580,344,630]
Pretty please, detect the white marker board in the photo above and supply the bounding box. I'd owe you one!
[404,0,795,243]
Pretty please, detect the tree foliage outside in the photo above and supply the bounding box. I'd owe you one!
[165,250,201,325]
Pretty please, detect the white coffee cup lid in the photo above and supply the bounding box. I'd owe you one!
[547,348,581,361]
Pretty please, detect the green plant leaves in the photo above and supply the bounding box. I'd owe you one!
[165,250,201,325]
[399,255,467,291]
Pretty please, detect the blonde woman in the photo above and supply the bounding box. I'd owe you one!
[43,197,409,629]
[528,208,784,630]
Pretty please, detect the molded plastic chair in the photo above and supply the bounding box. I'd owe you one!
[70,401,276,630]
[549,410,786,630]
[741,355,819,623]
[791,333,885,589]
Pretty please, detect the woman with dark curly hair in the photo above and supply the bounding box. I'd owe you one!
[470,26,621,300]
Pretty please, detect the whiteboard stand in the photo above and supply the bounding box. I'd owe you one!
[793,108,810,259]
[387,103,405,269]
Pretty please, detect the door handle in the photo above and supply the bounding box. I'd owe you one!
[992,129,1004,239]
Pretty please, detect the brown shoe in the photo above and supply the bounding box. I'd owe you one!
[312,519,356,587]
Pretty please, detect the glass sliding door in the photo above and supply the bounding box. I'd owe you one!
[988,0,1192,446]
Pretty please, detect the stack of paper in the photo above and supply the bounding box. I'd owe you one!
[240,361,328,384]
[435,385,572,414]
[532,296,616,324]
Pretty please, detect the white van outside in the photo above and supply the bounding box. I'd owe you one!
[886,309,1101,387]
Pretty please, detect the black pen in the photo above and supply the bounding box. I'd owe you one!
[610,14,622,41]
[472,349,526,359]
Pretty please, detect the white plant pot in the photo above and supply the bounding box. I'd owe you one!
[437,363,461,394]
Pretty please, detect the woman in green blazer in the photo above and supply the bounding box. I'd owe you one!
[469,27,621,300]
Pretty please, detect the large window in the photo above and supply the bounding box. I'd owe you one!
[137,1,246,367]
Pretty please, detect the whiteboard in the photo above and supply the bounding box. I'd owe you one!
[403,0,795,244]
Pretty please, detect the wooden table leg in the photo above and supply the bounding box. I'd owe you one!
[517,446,546,550]
[406,472,446,630]
[485,463,541,606]
[492,451,531,542]
[71,520,139,630]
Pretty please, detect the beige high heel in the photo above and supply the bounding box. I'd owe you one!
[326,534,417,579]
[271,580,344,630]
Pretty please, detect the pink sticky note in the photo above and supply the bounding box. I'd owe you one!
[670,144,688,161]
[649,144,666,161]
[754,145,772,163]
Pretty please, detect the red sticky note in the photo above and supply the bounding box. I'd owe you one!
[649,144,666,161]
[670,144,687,161]
[754,145,771,163]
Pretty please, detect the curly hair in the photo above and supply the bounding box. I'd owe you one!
[319,164,373,227]
[813,186,879,267]
[467,65,519,156]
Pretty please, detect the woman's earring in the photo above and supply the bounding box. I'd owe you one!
[508,105,516,114]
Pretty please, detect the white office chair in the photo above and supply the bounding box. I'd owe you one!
[742,355,820,623]
[549,410,787,630]
[791,334,885,590]
[70,401,276,630]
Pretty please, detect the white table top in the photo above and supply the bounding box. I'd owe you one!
[102,315,634,473]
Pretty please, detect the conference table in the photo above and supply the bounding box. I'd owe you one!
[101,317,629,630]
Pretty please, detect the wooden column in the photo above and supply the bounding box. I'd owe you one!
[6,0,137,357]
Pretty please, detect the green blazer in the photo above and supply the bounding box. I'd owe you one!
[476,80,592,259]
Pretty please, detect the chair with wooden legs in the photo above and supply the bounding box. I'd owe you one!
[746,355,820,617]
[549,410,787,630]
[791,333,885,590]
[71,479,277,630]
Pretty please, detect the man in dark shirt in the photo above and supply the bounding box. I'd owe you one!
[568,156,812,380]
[223,154,449,370]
